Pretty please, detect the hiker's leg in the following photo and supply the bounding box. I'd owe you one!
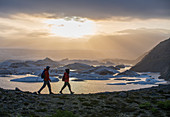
[60,82,67,91]
[67,82,74,94]
[67,82,72,92]
[47,81,52,93]
[38,81,47,92]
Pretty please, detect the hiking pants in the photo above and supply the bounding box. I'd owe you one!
[61,82,71,92]
[39,81,52,93]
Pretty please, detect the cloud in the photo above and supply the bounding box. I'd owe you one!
[87,28,170,59]
[0,28,170,59]
[0,0,169,20]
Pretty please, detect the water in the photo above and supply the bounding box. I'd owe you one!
[0,72,167,94]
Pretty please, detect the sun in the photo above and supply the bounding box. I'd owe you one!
[43,17,97,38]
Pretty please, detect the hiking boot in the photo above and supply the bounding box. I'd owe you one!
[59,91,63,94]
[50,92,54,94]
[70,91,74,94]
[38,91,41,94]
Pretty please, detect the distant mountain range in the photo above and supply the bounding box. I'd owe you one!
[131,38,170,81]
[0,48,145,65]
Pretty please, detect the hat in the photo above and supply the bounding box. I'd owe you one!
[46,66,50,69]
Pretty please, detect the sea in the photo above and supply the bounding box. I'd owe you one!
[0,72,167,94]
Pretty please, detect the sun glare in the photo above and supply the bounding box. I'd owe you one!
[43,17,97,38]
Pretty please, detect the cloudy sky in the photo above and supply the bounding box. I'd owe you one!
[0,0,170,59]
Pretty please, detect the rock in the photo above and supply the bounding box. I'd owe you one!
[15,87,21,91]
[71,79,85,81]
[0,75,10,77]
[116,64,126,68]
[95,68,115,75]
[0,84,170,116]
[83,66,119,75]
[114,78,127,80]
[0,60,22,68]
[145,78,160,83]
[108,66,120,70]
[33,92,38,95]
[126,79,141,81]
[9,62,30,68]
[119,92,127,98]
[35,57,60,67]
[64,63,93,71]
[116,70,140,77]
[0,69,12,75]
[50,69,58,76]
[159,65,170,81]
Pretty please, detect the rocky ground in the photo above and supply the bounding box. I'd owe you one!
[0,84,170,117]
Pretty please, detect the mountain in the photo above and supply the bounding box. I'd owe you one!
[101,52,148,65]
[132,52,148,65]
[34,57,60,67]
[131,38,170,80]
[159,65,170,81]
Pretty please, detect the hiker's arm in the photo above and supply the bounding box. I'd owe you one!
[49,78,51,82]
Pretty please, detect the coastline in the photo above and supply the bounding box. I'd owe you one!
[0,84,170,117]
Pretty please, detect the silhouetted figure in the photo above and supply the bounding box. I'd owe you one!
[38,66,54,94]
[60,69,74,94]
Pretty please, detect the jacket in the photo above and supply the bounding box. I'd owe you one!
[63,72,69,82]
[44,69,51,81]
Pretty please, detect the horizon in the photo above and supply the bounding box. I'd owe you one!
[0,48,139,61]
[0,0,170,59]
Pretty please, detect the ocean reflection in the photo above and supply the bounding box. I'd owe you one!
[0,72,166,94]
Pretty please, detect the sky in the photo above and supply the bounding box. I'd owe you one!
[0,0,170,59]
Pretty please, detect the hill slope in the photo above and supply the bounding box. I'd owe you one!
[131,38,170,72]
[131,38,170,81]
[0,84,170,117]
[159,65,170,81]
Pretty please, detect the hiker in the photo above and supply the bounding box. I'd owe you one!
[60,69,74,94]
[38,66,54,94]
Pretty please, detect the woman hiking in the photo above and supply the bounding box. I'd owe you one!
[60,69,74,94]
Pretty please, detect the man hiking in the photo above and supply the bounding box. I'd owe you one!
[60,69,74,94]
[38,66,54,94]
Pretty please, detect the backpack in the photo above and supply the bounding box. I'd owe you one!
[41,70,45,79]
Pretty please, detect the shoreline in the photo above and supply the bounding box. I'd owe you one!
[1,84,170,117]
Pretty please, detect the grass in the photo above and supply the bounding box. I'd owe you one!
[157,100,170,110]
[24,102,29,106]
[77,97,88,102]
[39,102,46,106]
[48,110,78,117]
[139,102,151,109]
[35,108,47,112]
[98,95,107,99]
[0,112,10,117]
[82,102,93,106]
[72,102,78,105]
[122,106,137,112]
[58,95,70,99]
[151,107,158,113]
[90,100,100,105]
[57,102,64,105]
